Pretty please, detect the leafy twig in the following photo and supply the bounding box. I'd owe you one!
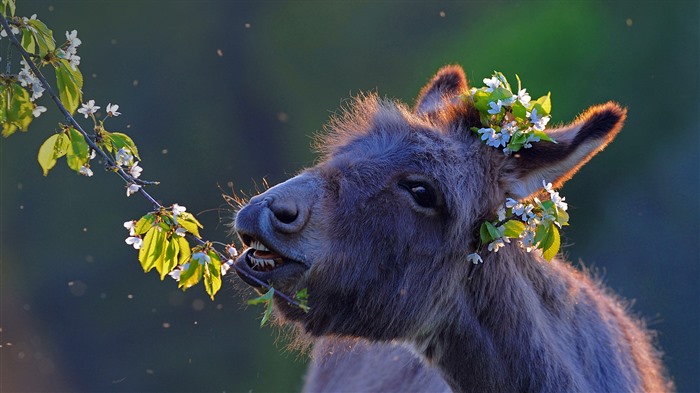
[0,11,303,310]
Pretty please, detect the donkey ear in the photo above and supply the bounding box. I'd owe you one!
[502,102,627,199]
[414,65,468,116]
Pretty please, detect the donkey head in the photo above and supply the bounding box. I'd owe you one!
[233,65,625,342]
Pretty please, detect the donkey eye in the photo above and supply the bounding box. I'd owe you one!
[399,180,438,209]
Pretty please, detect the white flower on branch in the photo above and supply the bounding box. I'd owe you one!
[192,251,211,265]
[169,264,188,281]
[226,245,238,257]
[32,106,47,118]
[174,227,186,237]
[487,237,509,253]
[106,103,121,117]
[172,204,187,217]
[77,100,100,118]
[65,30,81,49]
[0,24,19,38]
[467,253,483,265]
[529,108,551,131]
[123,220,136,236]
[483,76,501,92]
[125,236,143,249]
[115,148,133,166]
[79,165,93,177]
[126,183,141,197]
[30,84,45,101]
[129,162,143,178]
[517,88,531,105]
[221,259,234,276]
[487,100,503,115]
[68,54,80,70]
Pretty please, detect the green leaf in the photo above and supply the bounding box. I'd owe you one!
[105,132,140,160]
[502,219,526,238]
[485,221,501,240]
[532,130,556,143]
[480,222,493,244]
[472,89,492,113]
[178,257,203,289]
[534,223,549,246]
[2,84,34,137]
[54,59,83,114]
[203,250,222,300]
[37,133,70,176]
[556,209,570,227]
[534,92,552,116]
[134,213,156,235]
[541,224,560,262]
[157,236,179,280]
[138,227,158,272]
[26,19,55,55]
[295,288,310,312]
[65,127,89,172]
[178,212,203,238]
[2,0,16,16]
[175,236,191,265]
[512,100,527,121]
[20,29,36,53]
[489,87,514,103]
[248,288,275,327]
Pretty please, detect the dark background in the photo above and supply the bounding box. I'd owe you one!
[1,1,698,392]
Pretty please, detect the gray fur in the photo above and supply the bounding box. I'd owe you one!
[234,65,672,392]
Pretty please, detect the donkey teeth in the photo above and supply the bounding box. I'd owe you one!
[250,240,270,252]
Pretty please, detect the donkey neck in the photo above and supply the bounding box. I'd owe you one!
[420,246,577,392]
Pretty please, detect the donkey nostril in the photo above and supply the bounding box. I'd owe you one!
[270,200,299,225]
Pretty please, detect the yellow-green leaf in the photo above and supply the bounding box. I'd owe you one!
[106,131,140,160]
[54,59,83,114]
[248,288,275,327]
[542,224,560,262]
[20,29,36,53]
[502,219,526,238]
[2,84,33,137]
[203,250,222,300]
[134,213,155,235]
[65,127,89,172]
[176,236,191,265]
[178,212,203,238]
[138,227,157,271]
[158,236,179,280]
[178,258,203,290]
[37,133,70,176]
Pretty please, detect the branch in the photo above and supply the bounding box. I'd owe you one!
[0,12,303,309]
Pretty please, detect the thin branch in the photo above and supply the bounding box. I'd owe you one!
[0,13,302,309]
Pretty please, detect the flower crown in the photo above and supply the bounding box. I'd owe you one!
[464,72,569,264]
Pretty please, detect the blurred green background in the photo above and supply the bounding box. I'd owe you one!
[1,1,698,392]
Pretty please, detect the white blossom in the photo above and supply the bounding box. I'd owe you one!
[221,260,234,276]
[497,205,506,221]
[125,236,143,249]
[30,84,45,101]
[126,183,141,196]
[483,76,501,92]
[227,245,239,257]
[169,265,186,281]
[77,100,100,118]
[487,100,503,115]
[174,227,186,237]
[79,165,93,177]
[505,198,519,209]
[68,54,81,70]
[192,251,211,265]
[0,24,19,38]
[529,108,551,131]
[129,162,143,178]
[115,148,133,166]
[487,237,509,253]
[477,127,495,142]
[488,130,510,148]
[32,106,47,118]
[172,204,187,216]
[65,30,81,49]
[106,103,121,117]
[89,149,97,160]
[520,230,536,252]
[467,253,483,264]
[123,220,136,236]
[543,181,567,211]
[517,88,531,105]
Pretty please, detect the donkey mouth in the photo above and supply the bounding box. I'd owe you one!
[234,235,307,288]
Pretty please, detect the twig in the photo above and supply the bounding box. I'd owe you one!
[0,13,302,309]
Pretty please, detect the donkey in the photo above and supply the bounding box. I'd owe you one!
[233,65,672,392]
